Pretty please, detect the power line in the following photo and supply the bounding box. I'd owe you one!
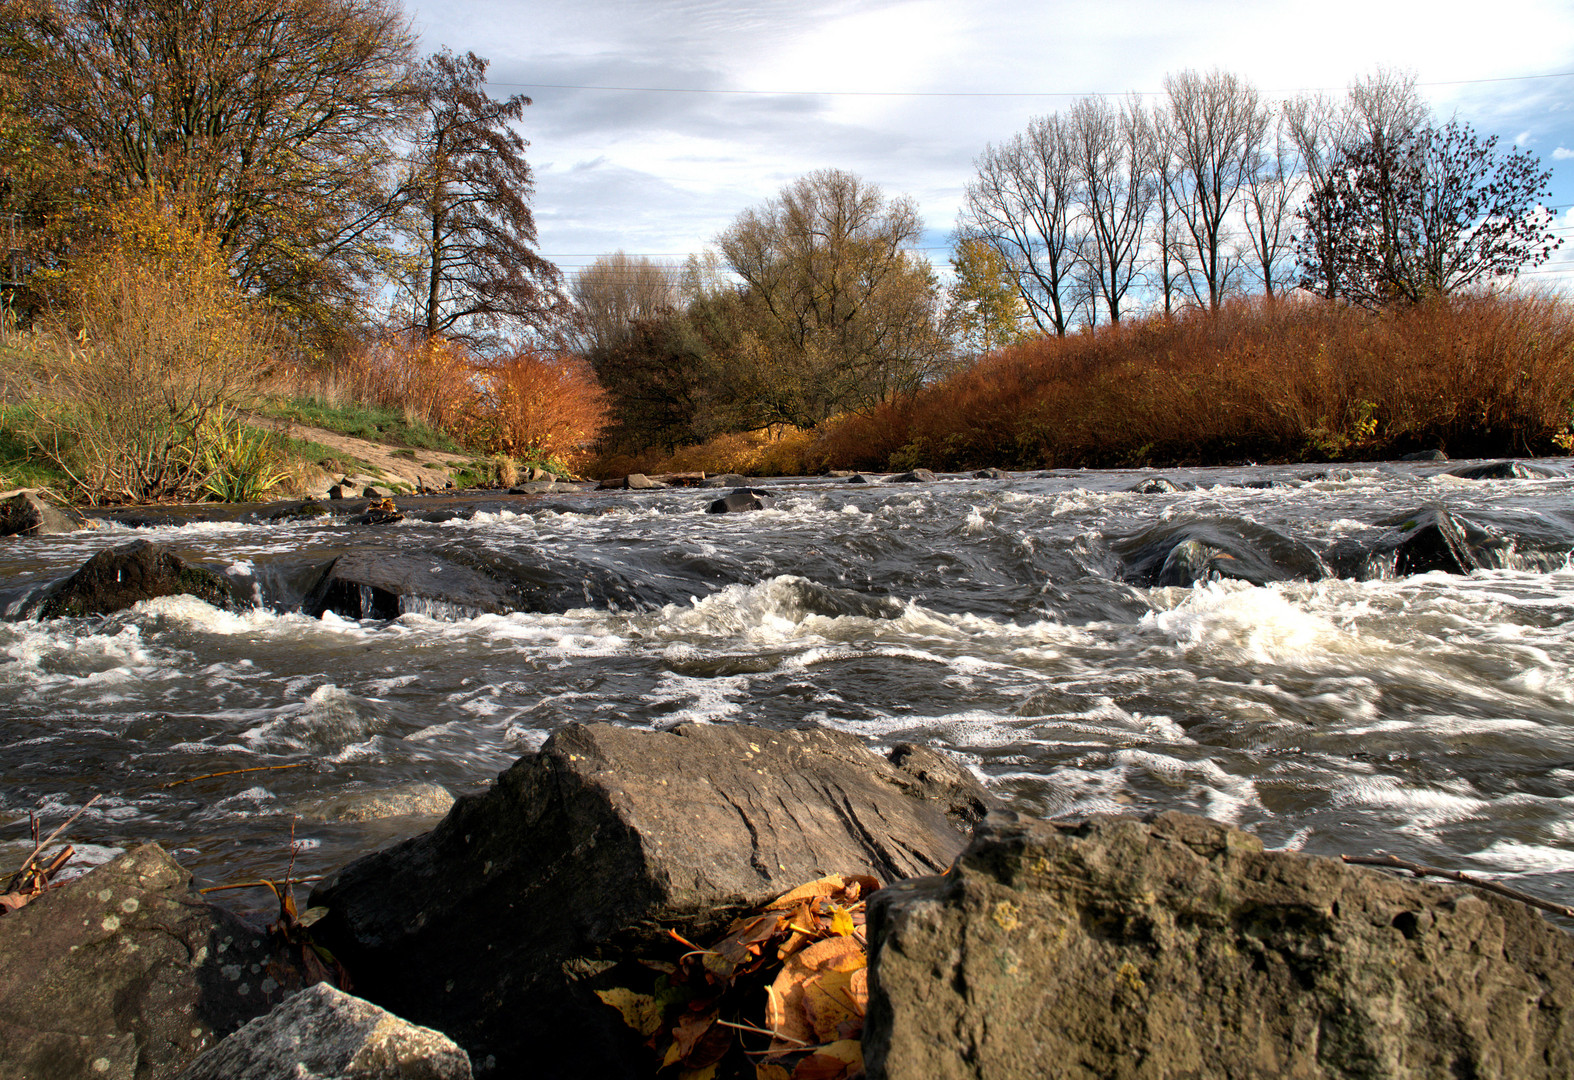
[489,70,1574,99]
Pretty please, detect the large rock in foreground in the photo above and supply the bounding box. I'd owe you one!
[865,811,1574,1080]
[311,722,990,1077]
[36,539,238,618]
[175,983,472,1080]
[0,844,300,1079]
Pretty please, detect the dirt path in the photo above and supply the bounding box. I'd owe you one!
[249,415,474,492]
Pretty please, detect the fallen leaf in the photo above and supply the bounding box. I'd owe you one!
[766,937,867,1053]
[827,906,856,938]
[670,1007,721,1063]
[792,1039,865,1080]
[756,1064,793,1080]
[766,875,850,910]
[679,1066,720,1080]
[804,969,863,1043]
[594,987,665,1038]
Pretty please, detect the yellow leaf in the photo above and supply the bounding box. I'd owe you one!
[757,1064,793,1080]
[594,988,664,1038]
[828,905,856,937]
[680,1065,720,1080]
[792,1039,865,1080]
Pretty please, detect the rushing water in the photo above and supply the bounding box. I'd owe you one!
[5,459,1574,912]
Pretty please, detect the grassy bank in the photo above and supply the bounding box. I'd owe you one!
[593,293,1574,477]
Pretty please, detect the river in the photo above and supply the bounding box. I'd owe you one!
[4,459,1574,912]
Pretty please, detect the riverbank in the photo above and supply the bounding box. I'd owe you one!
[593,294,1574,481]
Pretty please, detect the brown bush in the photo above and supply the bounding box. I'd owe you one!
[827,293,1574,471]
[334,331,476,433]
[465,350,607,469]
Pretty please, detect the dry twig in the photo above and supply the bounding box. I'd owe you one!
[1342,852,1574,920]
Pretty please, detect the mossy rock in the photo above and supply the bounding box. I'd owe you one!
[36,539,241,618]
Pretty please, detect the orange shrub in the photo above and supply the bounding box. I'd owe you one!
[336,331,477,433]
[466,350,607,468]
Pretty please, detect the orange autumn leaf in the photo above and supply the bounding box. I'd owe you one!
[766,937,867,1053]
[756,1064,793,1080]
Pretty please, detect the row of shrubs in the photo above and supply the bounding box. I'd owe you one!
[593,293,1574,478]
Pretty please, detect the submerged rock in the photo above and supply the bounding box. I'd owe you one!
[0,844,298,1079]
[972,468,1008,480]
[865,811,1574,1080]
[1401,448,1449,461]
[1327,504,1574,579]
[35,539,239,618]
[1127,476,1185,494]
[1447,459,1564,480]
[174,983,472,1080]
[706,488,774,514]
[310,722,991,1078]
[1114,517,1325,587]
[0,490,88,536]
[304,551,519,620]
[297,781,455,823]
[889,468,936,483]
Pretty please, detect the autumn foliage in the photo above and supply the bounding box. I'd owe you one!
[610,292,1574,477]
[467,350,607,462]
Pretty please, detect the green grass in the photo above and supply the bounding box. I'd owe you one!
[253,395,465,454]
[0,403,74,492]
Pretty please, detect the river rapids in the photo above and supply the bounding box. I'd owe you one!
[4,460,1574,911]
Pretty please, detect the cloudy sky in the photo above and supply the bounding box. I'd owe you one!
[408,0,1574,294]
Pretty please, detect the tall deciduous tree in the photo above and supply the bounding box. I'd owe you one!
[1163,69,1268,308]
[401,49,568,348]
[1295,120,1561,307]
[719,168,949,427]
[959,115,1084,336]
[17,0,418,326]
[1070,94,1154,323]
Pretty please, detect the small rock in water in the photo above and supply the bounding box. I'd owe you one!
[972,468,1008,480]
[1400,449,1449,461]
[1447,460,1562,480]
[1128,477,1183,494]
[0,491,88,536]
[700,473,750,488]
[298,781,456,823]
[847,473,878,484]
[174,983,472,1080]
[706,488,774,514]
[36,539,239,618]
[890,468,936,483]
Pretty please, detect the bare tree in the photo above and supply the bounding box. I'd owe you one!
[958,114,1085,336]
[401,49,568,349]
[1163,69,1269,308]
[1241,108,1300,296]
[1069,94,1155,323]
[1147,105,1188,315]
[570,251,680,357]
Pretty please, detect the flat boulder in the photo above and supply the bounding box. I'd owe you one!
[310,722,991,1078]
[174,983,471,1080]
[1113,516,1325,587]
[35,539,239,618]
[0,490,88,536]
[706,488,774,514]
[889,468,936,483]
[866,811,1574,1080]
[1401,448,1449,461]
[972,468,1007,480]
[0,844,300,1079]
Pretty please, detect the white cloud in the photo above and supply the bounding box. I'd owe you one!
[1554,147,1574,160]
